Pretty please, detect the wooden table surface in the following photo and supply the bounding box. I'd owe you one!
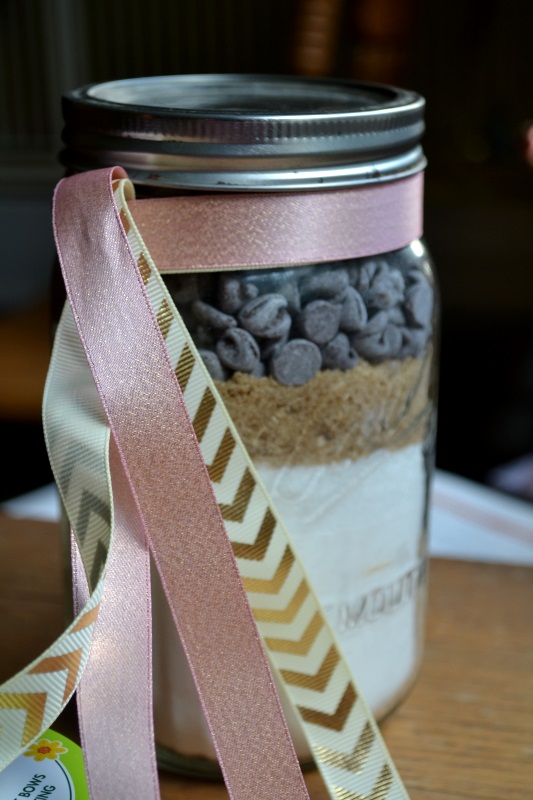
[1,514,532,799]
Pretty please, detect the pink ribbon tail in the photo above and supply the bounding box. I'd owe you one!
[54,166,310,800]
[72,436,160,800]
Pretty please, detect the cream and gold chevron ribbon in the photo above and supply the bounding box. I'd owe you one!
[115,177,410,800]
[0,599,100,759]
[0,302,111,768]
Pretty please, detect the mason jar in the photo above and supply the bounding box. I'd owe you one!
[60,74,439,777]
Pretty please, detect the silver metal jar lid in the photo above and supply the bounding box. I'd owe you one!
[60,73,426,191]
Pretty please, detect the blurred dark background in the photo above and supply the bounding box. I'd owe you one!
[1,0,532,503]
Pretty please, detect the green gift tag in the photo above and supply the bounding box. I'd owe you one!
[0,729,89,799]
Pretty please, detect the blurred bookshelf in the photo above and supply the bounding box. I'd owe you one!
[1,0,532,501]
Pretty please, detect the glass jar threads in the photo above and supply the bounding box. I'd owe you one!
[60,74,438,775]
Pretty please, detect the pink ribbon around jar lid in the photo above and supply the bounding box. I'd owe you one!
[128,173,424,272]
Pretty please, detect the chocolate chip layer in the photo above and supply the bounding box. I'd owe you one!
[167,246,434,386]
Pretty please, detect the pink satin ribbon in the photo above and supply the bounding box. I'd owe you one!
[54,166,310,800]
[71,437,159,800]
[128,173,423,272]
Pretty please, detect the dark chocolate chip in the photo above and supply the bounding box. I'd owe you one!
[251,360,267,378]
[398,327,428,358]
[194,325,216,349]
[339,286,368,333]
[299,269,349,303]
[297,299,341,344]
[322,333,359,371]
[192,299,237,331]
[270,339,322,385]
[358,261,404,310]
[404,273,433,328]
[360,310,389,335]
[260,330,290,360]
[389,268,406,295]
[238,293,292,338]
[218,275,259,314]
[351,260,381,294]
[199,349,229,381]
[215,327,261,373]
[352,324,403,363]
[345,261,361,286]
[364,274,404,310]
[280,279,301,314]
[387,307,407,326]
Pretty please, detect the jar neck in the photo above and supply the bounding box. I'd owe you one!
[60,145,426,193]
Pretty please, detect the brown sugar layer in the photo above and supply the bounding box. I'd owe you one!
[215,352,433,467]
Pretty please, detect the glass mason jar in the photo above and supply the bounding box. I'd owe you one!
[60,74,439,777]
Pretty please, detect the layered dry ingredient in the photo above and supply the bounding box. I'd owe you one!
[163,246,435,761]
[216,356,431,466]
[167,246,435,467]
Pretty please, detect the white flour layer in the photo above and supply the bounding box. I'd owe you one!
[153,442,427,763]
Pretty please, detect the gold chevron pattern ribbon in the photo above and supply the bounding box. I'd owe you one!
[115,178,410,799]
[0,297,113,768]
[0,594,102,767]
